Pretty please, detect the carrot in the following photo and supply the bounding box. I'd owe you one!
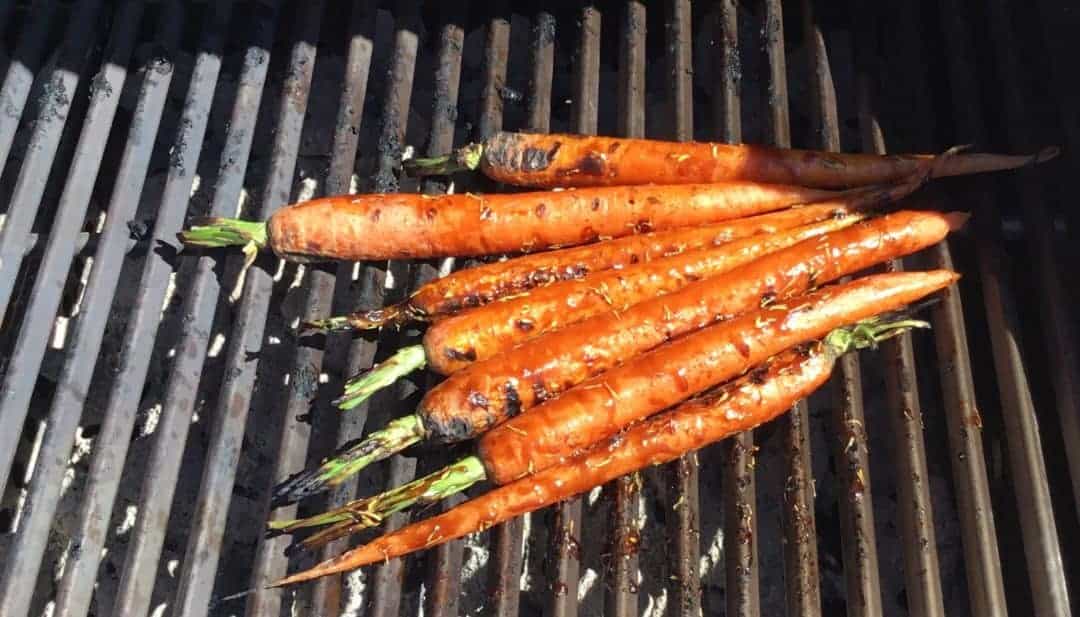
[267,277,953,583]
[404,131,1057,189]
[421,214,861,375]
[306,200,868,332]
[270,212,960,506]
[326,213,862,412]
[177,181,845,263]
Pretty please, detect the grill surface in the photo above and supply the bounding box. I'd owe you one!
[1,1,1078,616]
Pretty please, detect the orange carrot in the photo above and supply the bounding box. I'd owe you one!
[178,181,845,263]
[405,131,1056,189]
[269,272,956,585]
[309,201,867,331]
[271,211,960,507]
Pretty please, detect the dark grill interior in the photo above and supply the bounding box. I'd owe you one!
[1,1,1078,616]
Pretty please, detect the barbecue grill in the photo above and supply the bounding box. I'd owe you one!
[0,1,1077,615]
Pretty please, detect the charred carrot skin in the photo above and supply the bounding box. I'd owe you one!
[424,215,862,374]
[318,175,925,331]
[424,131,1055,189]
[322,202,863,331]
[270,300,949,585]
[419,210,964,442]
[476,270,959,484]
[263,182,838,262]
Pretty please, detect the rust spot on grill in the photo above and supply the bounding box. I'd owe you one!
[445,347,477,362]
[467,391,489,410]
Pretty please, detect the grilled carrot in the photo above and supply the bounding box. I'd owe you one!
[405,131,1056,189]
[327,214,862,410]
[270,212,962,506]
[308,200,866,331]
[422,214,861,375]
[267,277,953,579]
[177,181,843,263]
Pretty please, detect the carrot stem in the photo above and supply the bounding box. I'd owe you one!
[269,414,426,507]
[335,345,427,411]
[403,142,484,176]
[272,456,487,553]
[303,302,417,332]
[177,217,268,251]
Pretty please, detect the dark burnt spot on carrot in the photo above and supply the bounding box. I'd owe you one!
[370,209,381,222]
[578,153,607,176]
[628,254,640,265]
[532,381,551,402]
[516,319,534,332]
[635,220,654,233]
[426,208,438,221]
[607,141,621,154]
[534,203,547,218]
[445,347,478,362]
[581,227,599,243]
[749,366,770,384]
[522,147,553,172]
[683,272,702,282]
[591,197,602,211]
[467,391,489,410]
[760,291,777,307]
[462,293,483,308]
[504,383,522,417]
[646,196,661,206]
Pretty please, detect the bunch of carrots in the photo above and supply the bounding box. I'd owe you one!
[179,131,1055,588]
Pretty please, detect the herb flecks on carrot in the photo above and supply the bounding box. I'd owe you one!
[268,313,938,587]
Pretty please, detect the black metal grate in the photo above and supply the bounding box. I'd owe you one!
[0,1,1077,616]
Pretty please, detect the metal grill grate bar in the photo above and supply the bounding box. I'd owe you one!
[172,3,321,615]
[605,3,646,616]
[937,1,1073,615]
[47,5,235,617]
[0,2,165,615]
[110,3,283,613]
[0,0,105,325]
[0,0,60,174]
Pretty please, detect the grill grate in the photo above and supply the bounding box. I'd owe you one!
[0,1,1077,616]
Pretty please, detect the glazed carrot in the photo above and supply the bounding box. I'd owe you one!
[267,276,953,579]
[326,214,861,410]
[177,181,843,263]
[308,200,866,331]
[405,131,1057,189]
[422,214,861,374]
[270,212,961,506]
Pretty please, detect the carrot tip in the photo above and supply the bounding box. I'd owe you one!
[944,211,972,231]
[1033,145,1061,165]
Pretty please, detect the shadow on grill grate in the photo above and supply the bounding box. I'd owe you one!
[0,1,1077,616]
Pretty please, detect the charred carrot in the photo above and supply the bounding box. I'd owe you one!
[405,131,1056,189]
[327,214,862,410]
[267,275,952,573]
[307,200,867,331]
[177,181,845,263]
[270,213,961,506]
